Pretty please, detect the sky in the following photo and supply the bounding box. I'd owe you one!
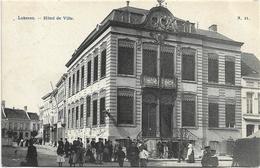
[1,0,260,112]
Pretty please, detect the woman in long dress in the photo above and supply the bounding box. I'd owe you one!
[57,141,65,167]
[26,139,38,167]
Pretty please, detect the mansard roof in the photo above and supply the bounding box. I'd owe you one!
[241,52,260,78]
[66,5,243,67]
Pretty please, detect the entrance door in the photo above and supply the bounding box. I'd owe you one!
[142,103,157,137]
[160,104,173,138]
[142,92,157,137]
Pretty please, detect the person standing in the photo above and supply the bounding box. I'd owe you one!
[128,142,139,167]
[186,143,195,163]
[139,146,149,167]
[117,146,126,167]
[57,141,65,167]
[64,138,70,157]
[157,141,164,159]
[26,139,38,167]
[95,138,104,164]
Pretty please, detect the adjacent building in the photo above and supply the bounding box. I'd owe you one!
[56,73,67,141]
[63,2,243,155]
[241,53,260,137]
[1,101,40,141]
[40,74,67,145]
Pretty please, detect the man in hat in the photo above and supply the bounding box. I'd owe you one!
[95,138,104,164]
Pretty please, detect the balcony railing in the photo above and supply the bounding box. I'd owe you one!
[140,74,177,89]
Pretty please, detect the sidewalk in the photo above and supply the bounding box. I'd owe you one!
[149,155,233,162]
[35,144,57,152]
[36,144,233,162]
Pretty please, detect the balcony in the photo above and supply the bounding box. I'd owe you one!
[140,74,177,89]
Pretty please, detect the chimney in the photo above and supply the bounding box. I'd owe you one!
[126,1,130,7]
[208,24,217,32]
[1,100,5,109]
[24,106,27,112]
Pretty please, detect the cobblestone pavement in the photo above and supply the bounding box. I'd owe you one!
[1,146,232,167]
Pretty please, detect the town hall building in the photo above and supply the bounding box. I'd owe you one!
[63,2,243,155]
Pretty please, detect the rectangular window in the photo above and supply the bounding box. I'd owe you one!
[71,108,74,128]
[118,39,134,75]
[100,97,105,125]
[142,43,157,77]
[68,109,70,128]
[86,96,91,126]
[76,106,79,128]
[80,104,84,128]
[160,45,174,78]
[225,58,235,85]
[81,66,85,90]
[247,93,253,114]
[182,48,196,81]
[258,94,260,114]
[76,70,80,93]
[208,103,219,127]
[93,100,97,126]
[208,54,219,83]
[225,104,235,128]
[100,49,106,78]
[93,56,98,82]
[72,74,75,95]
[117,89,134,124]
[87,61,91,85]
[68,77,71,97]
[182,94,196,127]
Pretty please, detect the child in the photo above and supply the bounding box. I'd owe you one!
[117,146,126,167]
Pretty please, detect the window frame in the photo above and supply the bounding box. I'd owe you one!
[246,92,253,114]
[208,53,219,83]
[117,38,136,76]
[181,93,197,127]
[99,97,106,125]
[81,65,85,90]
[225,57,235,85]
[225,103,236,128]
[93,55,98,82]
[87,60,92,85]
[100,49,106,78]
[117,88,135,126]
[208,102,219,128]
[181,47,196,82]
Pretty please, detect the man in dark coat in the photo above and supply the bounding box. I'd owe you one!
[128,142,140,167]
[26,139,38,167]
[64,138,70,157]
[95,138,104,164]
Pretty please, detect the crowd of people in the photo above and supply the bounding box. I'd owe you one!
[54,137,150,167]
[21,137,196,167]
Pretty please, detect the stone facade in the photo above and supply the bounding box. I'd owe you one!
[62,5,243,155]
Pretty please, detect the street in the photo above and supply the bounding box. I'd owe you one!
[1,145,233,167]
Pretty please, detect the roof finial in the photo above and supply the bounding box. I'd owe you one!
[157,0,165,6]
[126,1,130,7]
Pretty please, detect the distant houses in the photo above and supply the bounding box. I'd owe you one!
[1,101,41,144]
